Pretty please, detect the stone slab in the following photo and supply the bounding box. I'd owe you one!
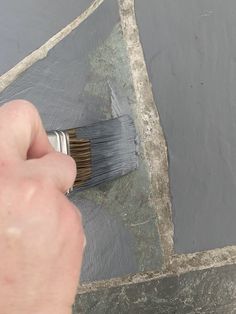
[0,0,93,74]
[0,0,163,282]
[135,0,236,253]
[75,264,236,313]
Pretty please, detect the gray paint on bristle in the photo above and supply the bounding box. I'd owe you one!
[75,115,138,189]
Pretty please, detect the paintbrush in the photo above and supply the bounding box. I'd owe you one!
[47,115,138,191]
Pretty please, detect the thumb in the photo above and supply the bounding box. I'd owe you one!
[0,100,53,161]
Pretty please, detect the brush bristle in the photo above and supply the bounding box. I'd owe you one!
[67,115,138,190]
[67,129,92,187]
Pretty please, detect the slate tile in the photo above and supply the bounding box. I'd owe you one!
[0,0,93,74]
[75,264,236,313]
[0,0,163,282]
[135,0,236,253]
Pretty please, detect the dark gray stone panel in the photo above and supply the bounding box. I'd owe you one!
[0,0,163,281]
[0,0,93,74]
[0,0,120,130]
[75,264,236,313]
[72,198,138,283]
[135,0,236,253]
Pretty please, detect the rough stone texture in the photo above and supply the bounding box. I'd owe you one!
[171,246,236,274]
[119,0,173,267]
[0,0,94,74]
[0,0,163,282]
[2,0,236,312]
[74,264,236,313]
[78,160,163,279]
[135,0,236,253]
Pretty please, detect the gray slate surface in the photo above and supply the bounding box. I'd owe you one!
[75,264,236,313]
[0,0,119,130]
[135,0,236,253]
[0,0,93,74]
[0,0,163,282]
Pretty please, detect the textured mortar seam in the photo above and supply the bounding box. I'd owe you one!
[170,245,236,273]
[78,245,236,294]
[118,0,174,268]
[0,0,105,93]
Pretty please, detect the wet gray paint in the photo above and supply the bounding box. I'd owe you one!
[70,196,138,282]
[79,159,163,273]
[0,0,120,130]
[135,0,236,252]
[0,0,163,281]
[75,115,138,190]
[0,0,93,74]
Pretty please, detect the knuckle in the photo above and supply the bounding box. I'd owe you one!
[20,101,39,121]
[61,153,77,174]
[0,159,13,171]
[9,99,35,110]
[65,205,85,242]
[6,99,35,113]
[67,155,77,170]
[19,177,47,200]
[53,152,77,185]
[6,99,39,124]
[56,152,76,167]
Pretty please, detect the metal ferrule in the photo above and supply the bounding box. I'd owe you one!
[47,130,70,155]
[47,130,73,193]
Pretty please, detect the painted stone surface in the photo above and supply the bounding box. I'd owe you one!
[0,0,94,74]
[0,0,163,282]
[136,0,236,253]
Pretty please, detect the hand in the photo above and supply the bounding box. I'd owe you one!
[0,100,85,314]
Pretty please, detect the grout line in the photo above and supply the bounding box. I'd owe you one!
[170,245,236,273]
[119,0,174,268]
[0,0,104,93]
[78,245,236,294]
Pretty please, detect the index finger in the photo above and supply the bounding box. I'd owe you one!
[0,100,53,161]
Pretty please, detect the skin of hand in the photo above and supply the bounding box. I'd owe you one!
[0,100,85,314]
